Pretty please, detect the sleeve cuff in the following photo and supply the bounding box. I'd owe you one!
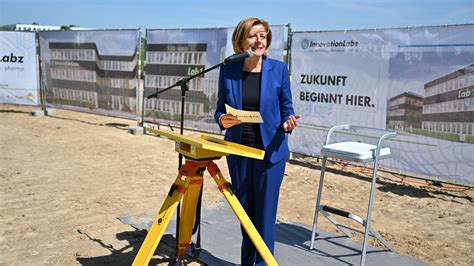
[218,114,226,129]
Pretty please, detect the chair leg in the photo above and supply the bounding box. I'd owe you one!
[310,157,327,250]
[360,161,380,266]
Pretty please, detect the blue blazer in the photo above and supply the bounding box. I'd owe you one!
[214,57,295,163]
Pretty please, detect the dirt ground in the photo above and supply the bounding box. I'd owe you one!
[0,104,472,265]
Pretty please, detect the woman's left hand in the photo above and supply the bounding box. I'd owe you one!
[283,114,301,132]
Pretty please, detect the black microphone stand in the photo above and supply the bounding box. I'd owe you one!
[146,59,227,265]
[147,60,225,163]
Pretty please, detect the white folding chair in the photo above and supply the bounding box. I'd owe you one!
[309,125,397,266]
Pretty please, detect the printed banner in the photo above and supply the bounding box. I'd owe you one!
[290,25,474,184]
[144,26,286,132]
[0,31,39,105]
[39,30,139,118]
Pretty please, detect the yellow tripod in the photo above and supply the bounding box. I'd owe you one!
[132,129,278,266]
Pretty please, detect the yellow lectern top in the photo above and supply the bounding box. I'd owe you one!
[146,128,265,160]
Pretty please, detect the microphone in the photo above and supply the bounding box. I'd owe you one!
[224,50,253,64]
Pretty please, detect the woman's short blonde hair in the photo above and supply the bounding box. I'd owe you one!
[232,17,272,56]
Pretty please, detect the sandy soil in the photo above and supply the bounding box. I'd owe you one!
[0,104,472,265]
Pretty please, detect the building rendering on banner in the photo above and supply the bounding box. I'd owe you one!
[47,42,137,112]
[203,46,227,110]
[144,43,210,119]
[422,64,474,141]
[387,92,423,130]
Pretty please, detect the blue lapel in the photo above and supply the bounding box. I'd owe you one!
[260,57,271,114]
[231,61,243,109]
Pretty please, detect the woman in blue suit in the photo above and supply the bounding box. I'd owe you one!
[214,17,300,266]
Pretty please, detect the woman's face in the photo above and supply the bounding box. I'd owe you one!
[242,24,268,57]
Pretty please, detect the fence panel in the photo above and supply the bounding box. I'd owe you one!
[0,31,39,105]
[290,24,474,185]
[39,29,139,118]
[144,26,286,132]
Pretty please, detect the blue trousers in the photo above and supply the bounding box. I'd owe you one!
[227,155,285,266]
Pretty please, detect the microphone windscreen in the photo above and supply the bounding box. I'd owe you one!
[246,50,253,58]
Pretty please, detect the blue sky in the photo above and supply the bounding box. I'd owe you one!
[1,0,473,31]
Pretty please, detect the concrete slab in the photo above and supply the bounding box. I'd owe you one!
[119,202,427,266]
[31,109,45,116]
[45,108,56,116]
[128,126,144,135]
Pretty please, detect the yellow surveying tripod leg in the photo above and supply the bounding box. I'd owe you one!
[206,161,278,266]
[178,174,204,257]
[132,173,190,266]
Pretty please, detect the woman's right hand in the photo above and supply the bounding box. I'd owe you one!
[220,114,241,128]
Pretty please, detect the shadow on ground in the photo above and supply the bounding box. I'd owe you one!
[76,229,233,265]
[288,158,471,202]
[0,109,31,114]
